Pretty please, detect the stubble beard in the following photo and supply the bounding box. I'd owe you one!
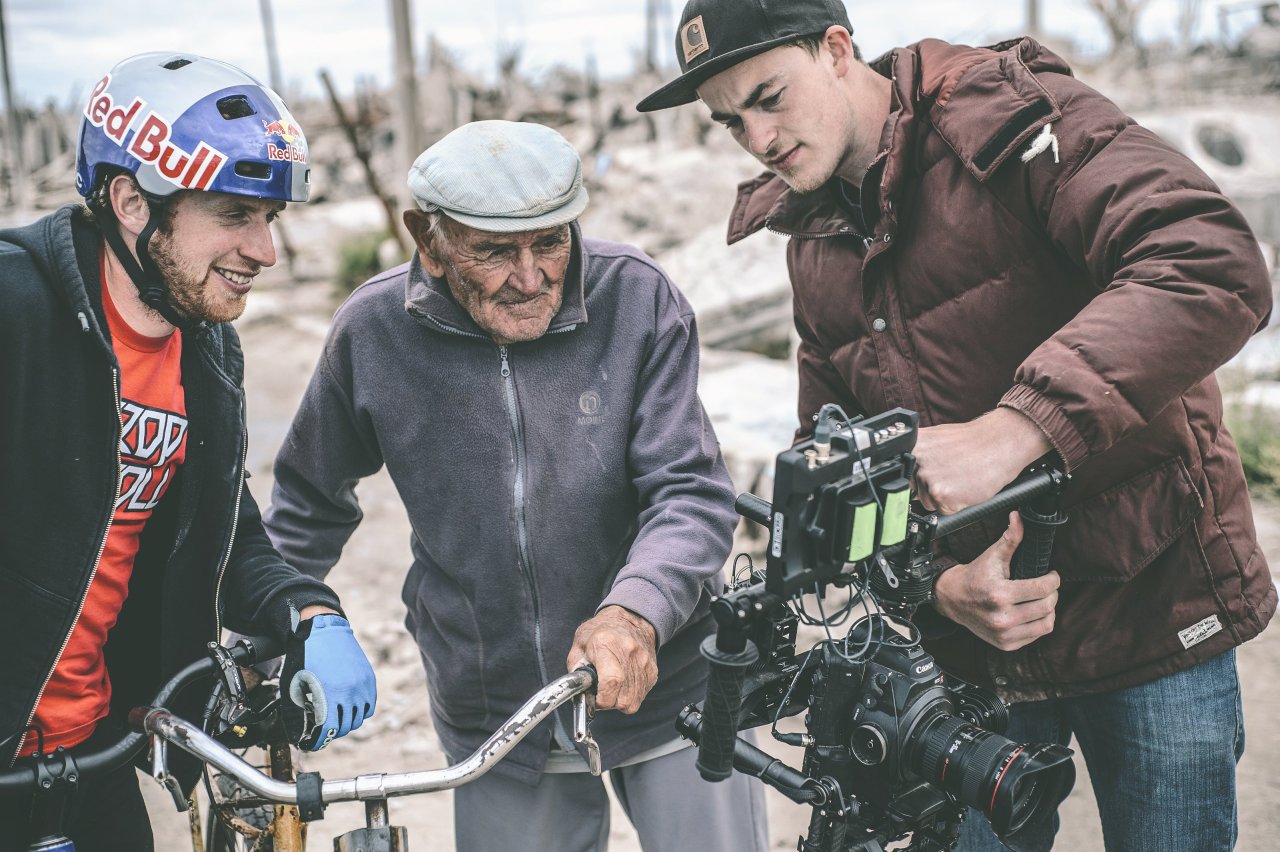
[148,229,247,325]
[777,168,826,195]
[766,146,831,195]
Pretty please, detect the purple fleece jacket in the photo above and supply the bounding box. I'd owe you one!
[264,226,737,783]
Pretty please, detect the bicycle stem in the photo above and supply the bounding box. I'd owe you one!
[142,667,599,805]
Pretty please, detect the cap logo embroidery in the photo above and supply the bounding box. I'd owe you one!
[682,16,709,64]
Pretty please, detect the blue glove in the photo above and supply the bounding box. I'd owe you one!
[280,612,377,751]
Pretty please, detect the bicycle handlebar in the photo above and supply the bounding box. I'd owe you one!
[136,666,598,805]
[0,637,282,797]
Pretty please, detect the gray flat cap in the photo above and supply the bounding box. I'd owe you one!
[407,120,589,233]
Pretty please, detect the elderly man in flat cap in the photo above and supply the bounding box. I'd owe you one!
[262,121,768,850]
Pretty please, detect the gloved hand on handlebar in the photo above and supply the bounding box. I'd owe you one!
[281,607,377,751]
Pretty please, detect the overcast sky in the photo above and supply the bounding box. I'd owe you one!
[0,1,1252,108]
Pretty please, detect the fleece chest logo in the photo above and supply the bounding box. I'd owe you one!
[682,16,709,64]
[116,399,189,513]
[84,73,229,191]
[577,390,607,426]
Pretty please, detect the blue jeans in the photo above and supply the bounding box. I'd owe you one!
[955,649,1244,852]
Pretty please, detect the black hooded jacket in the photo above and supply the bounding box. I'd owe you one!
[0,204,341,771]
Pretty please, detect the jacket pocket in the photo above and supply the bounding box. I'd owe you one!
[1052,457,1203,583]
[0,565,76,738]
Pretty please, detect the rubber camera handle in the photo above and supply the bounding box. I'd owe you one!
[695,635,758,782]
[1009,505,1067,580]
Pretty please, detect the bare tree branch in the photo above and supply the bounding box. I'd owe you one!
[1086,0,1156,52]
[1178,0,1203,47]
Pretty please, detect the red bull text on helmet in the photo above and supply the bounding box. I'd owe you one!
[84,73,228,192]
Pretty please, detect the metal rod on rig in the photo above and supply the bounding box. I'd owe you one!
[676,707,823,804]
[735,493,772,527]
[932,470,1059,538]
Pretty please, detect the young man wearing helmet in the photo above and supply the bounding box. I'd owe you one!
[638,1,1273,850]
[0,53,377,851]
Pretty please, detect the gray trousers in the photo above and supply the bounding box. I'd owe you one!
[453,745,769,852]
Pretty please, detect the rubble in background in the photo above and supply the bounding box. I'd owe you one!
[2,27,1278,474]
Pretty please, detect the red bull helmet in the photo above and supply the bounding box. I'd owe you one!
[75,51,310,203]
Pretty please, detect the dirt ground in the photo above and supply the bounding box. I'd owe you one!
[140,276,1280,851]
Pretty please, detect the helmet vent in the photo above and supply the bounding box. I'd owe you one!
[234,161,272,180]
[217,95,257,120]
[161,58,192,70]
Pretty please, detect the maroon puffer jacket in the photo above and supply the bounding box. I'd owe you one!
[728,37,1275,700]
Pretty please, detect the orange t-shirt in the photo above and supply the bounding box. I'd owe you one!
[21,270,189,756]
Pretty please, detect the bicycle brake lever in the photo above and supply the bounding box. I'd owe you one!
[292,680,324,750]
[207,642,250,727]
[572,691,602,776]
[148,732,187,811]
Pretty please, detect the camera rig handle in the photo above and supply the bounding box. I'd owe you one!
[929,468,1060,537]
[694,636,759,782]
[1009,470,1068,580]
[696,555,789,782]
[676,706,825,804]
[735,492,772,527]
[926,465,1067,580]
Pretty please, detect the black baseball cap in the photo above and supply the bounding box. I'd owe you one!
[636,0,853,112]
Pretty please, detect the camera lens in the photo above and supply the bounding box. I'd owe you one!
[913,715,1075,841]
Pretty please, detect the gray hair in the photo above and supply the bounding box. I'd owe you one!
[421,210,459,250]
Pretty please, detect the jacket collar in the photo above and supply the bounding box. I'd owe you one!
[0,204,120,359]
[1,204,93,319]
[404,222,588,338]
[918,37,1070,181]
[727,37,1072,244]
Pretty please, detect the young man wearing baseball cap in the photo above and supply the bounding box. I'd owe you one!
[640,2,1274,851]
[262,119,769,851]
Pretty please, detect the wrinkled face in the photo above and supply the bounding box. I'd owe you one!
[697,41,859,194]
[148,191,283,324]
[420,220,573,345]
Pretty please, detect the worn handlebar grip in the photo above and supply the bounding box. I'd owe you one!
[1010,505,1067,580]
[695,635,758,782]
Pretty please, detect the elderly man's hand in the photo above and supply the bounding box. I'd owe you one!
[567,606,659,714]
[912,408,1052,515]
[933,512,1061,651]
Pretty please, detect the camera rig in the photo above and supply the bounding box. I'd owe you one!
[675,405,1075,852]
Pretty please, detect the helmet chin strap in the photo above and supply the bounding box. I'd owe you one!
[98,205,195,331]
